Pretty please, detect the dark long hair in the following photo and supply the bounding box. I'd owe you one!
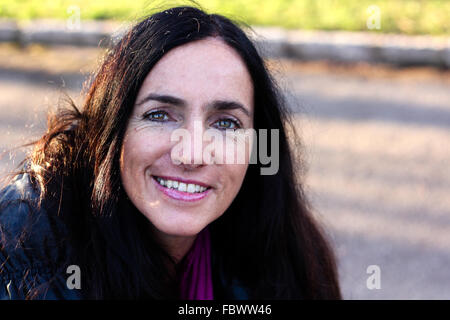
[13,6,341,299]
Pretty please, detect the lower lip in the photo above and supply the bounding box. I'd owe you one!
[152,177,211,202]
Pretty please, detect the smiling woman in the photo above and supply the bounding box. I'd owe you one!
[120,38,254,262]
[0,6,341,299]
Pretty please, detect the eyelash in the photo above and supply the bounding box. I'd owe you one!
[143,110,171,122]
[212,118,241,130]
[142,110,242,130]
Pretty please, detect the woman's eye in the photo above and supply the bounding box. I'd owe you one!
[213,119,240,130]
[144,110,170,122]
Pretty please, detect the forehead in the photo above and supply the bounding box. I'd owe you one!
[137,37,254,107]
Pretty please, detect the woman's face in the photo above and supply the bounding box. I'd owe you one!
[120,38,254,242]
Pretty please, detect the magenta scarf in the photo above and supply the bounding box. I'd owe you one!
[178,227,214,300]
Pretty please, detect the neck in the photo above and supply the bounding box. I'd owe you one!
[164,234,197,263]
[151,228,197,264]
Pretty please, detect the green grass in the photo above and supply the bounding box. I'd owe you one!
[0,0,449,35]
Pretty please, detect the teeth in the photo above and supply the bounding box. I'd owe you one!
[187,184,195,193]
[178,183,187,192]
[156,177,208,193]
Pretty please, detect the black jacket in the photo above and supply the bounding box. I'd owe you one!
[0,172,249,299]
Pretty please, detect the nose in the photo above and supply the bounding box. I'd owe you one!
[170,118,206,169]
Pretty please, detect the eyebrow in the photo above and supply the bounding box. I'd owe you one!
[136,93,185,107]
[136,93,251,117]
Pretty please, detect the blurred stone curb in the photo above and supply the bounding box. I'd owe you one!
[0,19,128,47]
[252,27,450,68]
[1,19,449,68]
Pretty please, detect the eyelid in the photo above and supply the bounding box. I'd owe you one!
[222,115,242,127]
[142,108,175,120]
[212,116,242,130]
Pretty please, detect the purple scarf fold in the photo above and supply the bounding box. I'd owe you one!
[178,227,214,300]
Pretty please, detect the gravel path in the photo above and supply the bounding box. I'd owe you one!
[1,44,449,299]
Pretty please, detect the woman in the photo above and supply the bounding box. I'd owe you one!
[0,6,341,299]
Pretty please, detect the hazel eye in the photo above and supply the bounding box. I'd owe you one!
[213,118,240,130]
[143,110,170,122]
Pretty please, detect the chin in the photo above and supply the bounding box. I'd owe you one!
[151,214,210,238]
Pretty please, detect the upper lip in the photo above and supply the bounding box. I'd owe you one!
[153,175,212,188]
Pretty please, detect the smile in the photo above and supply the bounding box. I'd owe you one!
[152,175,212,202]
[155,176,209,193]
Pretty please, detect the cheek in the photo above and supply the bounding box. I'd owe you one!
[216,133,252,197]
[120,129,170,183]
[221,163,249,197]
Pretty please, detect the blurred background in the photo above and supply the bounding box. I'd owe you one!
[0,0,449,299]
